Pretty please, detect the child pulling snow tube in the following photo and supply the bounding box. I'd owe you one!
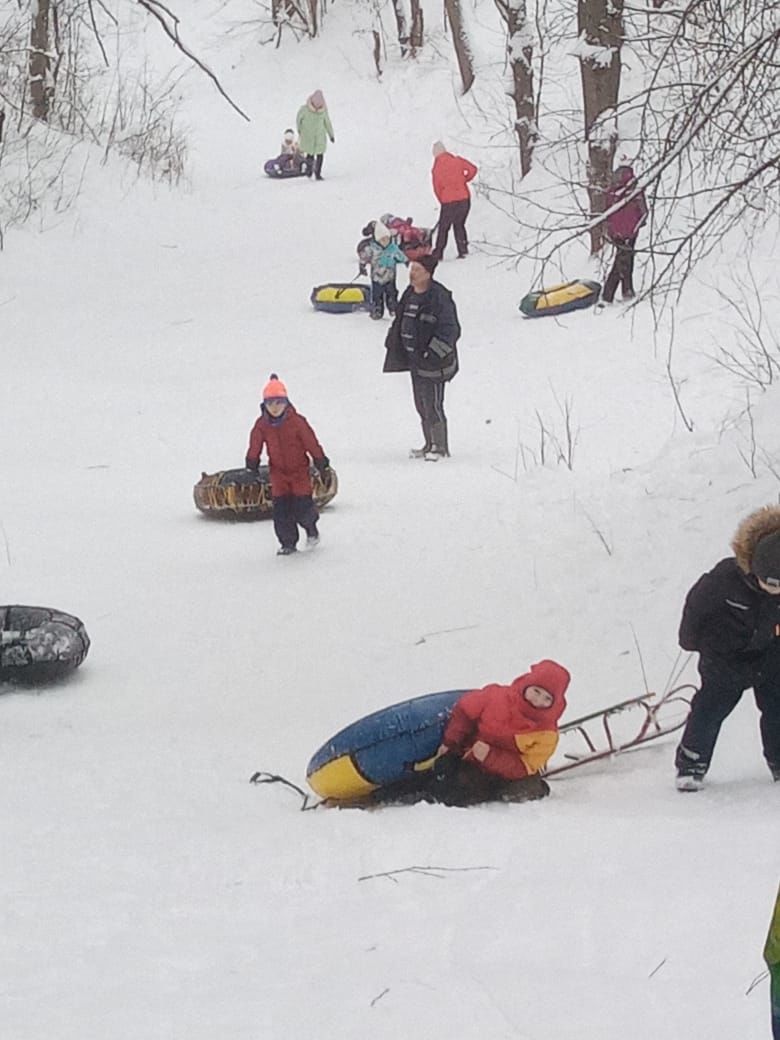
[306,689,468,801]
[264,156,309,179]
[0,605,90,684]
[310,283,372,314]
[193,465,338,521]
[520,279,601,318]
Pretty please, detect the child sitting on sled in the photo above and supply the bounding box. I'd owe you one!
[369,659,571,807]
[356,219,408,320]
[245,374,331,556]
[277,128,304,173]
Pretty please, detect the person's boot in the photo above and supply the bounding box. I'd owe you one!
[675,745,707,791]
[428,420,450,458]
[500,774,551,802]
[409,420,433,458]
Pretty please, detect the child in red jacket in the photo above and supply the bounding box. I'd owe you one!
[245,374,331,556]
[431,659,570,805]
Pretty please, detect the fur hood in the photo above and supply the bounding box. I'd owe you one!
[731,505,780,573]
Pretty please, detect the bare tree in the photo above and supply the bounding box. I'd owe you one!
[494,0,536,177]
[494,0,778,308]
[29,0,54,120]
[443,0,475,95]
[576,0,623,254]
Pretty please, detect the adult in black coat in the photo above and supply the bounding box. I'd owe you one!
[383,255,460,459]
[675,505,780,790]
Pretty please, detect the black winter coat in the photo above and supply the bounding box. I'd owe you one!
[679,557,780,661]
[383,281,461,380]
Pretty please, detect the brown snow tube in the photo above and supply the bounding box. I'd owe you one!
[193,465,338,521]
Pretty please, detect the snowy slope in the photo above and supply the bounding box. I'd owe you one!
[1,3,777,1038]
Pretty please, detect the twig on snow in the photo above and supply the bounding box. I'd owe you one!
[358,864,498,882]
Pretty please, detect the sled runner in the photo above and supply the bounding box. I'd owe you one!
[520,279,601,318]
[193,464,338,521]
[543,685,694,776]
[311,282,372,313]
[0,605,90,684]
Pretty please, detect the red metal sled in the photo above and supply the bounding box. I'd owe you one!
[544,685,694,777]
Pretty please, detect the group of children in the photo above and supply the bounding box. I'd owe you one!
[356,214,433,320]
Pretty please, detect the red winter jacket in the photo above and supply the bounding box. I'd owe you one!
[245,404,326,497]
[442,660,570,780]
[432,152,478,204]
[605,165,648,241]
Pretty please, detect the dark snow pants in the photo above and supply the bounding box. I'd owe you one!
[304,153,325,179]
[602,236,637,302]
[410,372,448,454]
[366,759,550,807]
[434,199,470,259]
[370,280,398,319]
[272,494,319,550]
[677,649,780,772]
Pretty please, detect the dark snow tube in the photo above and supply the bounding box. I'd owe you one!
[520,279,601,318]
[0,605,90,684]
[193,465,338,521]
[306,689,468,801]
[310,283,372,314]
[264,157,309,179]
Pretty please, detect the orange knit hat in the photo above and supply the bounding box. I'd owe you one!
[262,373,288,400]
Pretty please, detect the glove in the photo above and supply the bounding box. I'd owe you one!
[432,751,460,784]
[245,458,259,472]
[358,264,367,277]
[329,136,335,143]
[314,457,331,481]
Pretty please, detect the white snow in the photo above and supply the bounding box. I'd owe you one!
[1,3,777,1039]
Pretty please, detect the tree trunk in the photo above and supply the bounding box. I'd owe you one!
[577,0,623,253]
[29,0,52,121]
[391,0,410,56]
[409,0,424,55]
[495,0,536,178]
[443,0,475,95]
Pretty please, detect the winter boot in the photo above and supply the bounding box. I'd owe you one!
[500,774,551,803]
[769,763,780,782]
[410,420,433,458]
[277,545,297,556]
[428,420,450,458]
[675,744,707,791]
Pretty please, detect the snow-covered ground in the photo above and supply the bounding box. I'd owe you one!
[1,4,778,1038]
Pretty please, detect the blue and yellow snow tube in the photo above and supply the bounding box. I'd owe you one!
[310,282,371,314]
[520,279,601,318]
[306,689,468,801]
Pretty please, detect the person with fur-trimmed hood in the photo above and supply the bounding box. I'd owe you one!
[675,505,780,790]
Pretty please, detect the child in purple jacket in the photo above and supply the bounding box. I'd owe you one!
[601,164,648,304]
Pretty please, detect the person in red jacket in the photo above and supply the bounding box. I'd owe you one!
[245,374,331,556]
[431,141,477,261]
[601,163,648,304]
[430,658,571,805]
